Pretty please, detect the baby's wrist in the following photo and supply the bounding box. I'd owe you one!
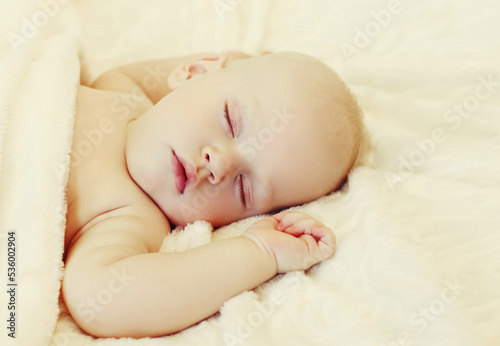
[239,234,278,276]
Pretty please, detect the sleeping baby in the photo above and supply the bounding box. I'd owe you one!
[62,51,363,338]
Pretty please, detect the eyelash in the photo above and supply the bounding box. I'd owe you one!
[223,103,235,138]
[223,103,245,207]
[237,174,246,207]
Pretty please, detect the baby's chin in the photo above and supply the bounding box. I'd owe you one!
[172,210,252,229]
[162,210,187,228]
[164,209,215,228]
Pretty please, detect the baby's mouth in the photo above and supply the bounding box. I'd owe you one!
[171,150,187,194]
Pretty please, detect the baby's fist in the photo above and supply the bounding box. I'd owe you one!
[242,211,336,273]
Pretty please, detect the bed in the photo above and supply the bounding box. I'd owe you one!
[1,0,499,345]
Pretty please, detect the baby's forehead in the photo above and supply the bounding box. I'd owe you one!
[229,52,352,140]
[256,54,345,97]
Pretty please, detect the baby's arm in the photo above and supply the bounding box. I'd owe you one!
[89,54,206,103]
[90,52,252,104]
[63,213,276,338]
[63,209,334,338]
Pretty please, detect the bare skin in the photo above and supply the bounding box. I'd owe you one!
[63,52,347,338]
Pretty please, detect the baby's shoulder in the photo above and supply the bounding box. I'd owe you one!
[76,84,153,117]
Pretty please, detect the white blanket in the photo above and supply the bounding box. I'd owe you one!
[1,0,499,345]
[0,1,81,345]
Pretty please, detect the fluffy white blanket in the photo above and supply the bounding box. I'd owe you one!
[0,1,81,345]
[1,0,499,345]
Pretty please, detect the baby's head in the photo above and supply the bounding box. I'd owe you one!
[126,51,363,227]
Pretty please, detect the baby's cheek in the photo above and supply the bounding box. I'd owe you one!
[186,196,241,227]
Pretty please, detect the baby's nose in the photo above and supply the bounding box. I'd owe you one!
[201,146,238,184]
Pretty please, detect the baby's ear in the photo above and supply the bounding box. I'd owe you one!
[167,53,229,89]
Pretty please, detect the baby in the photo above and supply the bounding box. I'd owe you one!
[62,51,363,338]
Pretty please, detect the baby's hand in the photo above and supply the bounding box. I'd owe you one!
[242,211,336,273]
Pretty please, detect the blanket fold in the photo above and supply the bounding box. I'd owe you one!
[0,1,81,345]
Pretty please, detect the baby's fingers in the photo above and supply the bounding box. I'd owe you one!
[310,225,336,247]
[304,225,336,256]
[273,211,330,238]
[272,210,313,231]
[273,211,336,254]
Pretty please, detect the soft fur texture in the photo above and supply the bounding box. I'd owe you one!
[0,2,81,346]
[1,1,499,345]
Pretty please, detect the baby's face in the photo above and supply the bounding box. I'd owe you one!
[126,52,355,227]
